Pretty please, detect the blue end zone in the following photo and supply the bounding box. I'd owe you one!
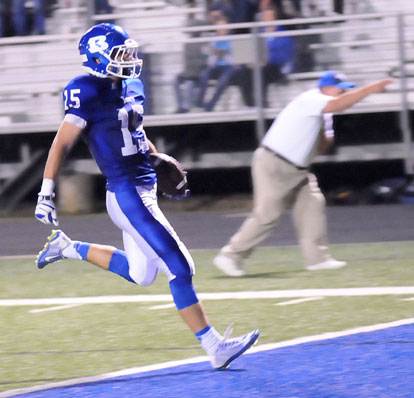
[15,324,414,398]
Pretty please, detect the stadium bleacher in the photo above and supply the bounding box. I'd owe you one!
[0,0,414,212]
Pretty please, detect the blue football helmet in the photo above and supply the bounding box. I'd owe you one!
[78,23,143,79]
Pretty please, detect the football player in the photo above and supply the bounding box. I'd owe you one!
[34,23,259,369]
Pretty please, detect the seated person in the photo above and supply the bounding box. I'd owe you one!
[196,17,236,112]
[174,41,207,113]
[260,0,302,18]
[209,0,259,32]
[12,0,46,35]
[174,15,207,113]
[236,7,295,108]
[261,7,295,106]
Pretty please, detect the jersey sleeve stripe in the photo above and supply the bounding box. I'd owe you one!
[64,114,87,129]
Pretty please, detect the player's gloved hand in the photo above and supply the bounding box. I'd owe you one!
[163,189,190,201]
[35,194,59,226]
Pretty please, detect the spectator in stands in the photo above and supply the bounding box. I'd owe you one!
[260,0,302,18]
[237,7,295,108]
[0,1,16,37]
[195,17,236,112]
[173,9,207,113]
[261,7,295,106]
[209,0,259,32]
[213,71,393,276]
[0,2,4,37]
[12,0,45,35]
[333,0,344,14]
[94,0,113,14]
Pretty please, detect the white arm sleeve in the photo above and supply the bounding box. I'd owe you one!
[64,114,87,129]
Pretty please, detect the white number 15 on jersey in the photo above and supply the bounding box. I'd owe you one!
[63,89,81,110]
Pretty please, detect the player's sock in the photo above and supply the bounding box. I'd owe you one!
[196,325,221,356]
[108,249,135,282]
[62,241,90,260]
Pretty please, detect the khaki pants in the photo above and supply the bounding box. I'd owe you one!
[222,147,330,267]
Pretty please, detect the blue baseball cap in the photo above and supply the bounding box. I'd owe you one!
[318,71,355,89]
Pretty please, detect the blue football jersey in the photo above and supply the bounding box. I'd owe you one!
[63,74,156,186]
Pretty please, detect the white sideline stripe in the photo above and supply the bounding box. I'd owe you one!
[248,317,414,355]
[29,304,85,313]
[1,287,414,307]
[149,303,176,310]
[402,297,414,301]
[274,297,324,306]
[1,318,412,398]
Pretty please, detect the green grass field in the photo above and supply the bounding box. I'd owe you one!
[1,241,413,393]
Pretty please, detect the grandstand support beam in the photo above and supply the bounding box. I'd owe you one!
[396,14,414,176]
[252,27,266,143]
[0,149,48,215]
[58,173,94,214]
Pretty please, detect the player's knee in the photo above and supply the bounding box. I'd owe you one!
[170,259,193,281]
[159,246,194,280]
[169,275,199,310]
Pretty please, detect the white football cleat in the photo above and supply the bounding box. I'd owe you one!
[213,254,245,277]
[36,230,72,269]
[210,327,260,369]
[306,258,347,271]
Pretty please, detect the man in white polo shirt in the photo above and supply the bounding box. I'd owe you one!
[214,71,393,276]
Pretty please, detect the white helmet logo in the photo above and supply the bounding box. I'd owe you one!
[88,35,109,53]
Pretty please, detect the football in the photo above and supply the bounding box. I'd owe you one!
[150,152,188,197]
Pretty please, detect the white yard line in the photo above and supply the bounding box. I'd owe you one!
[401,297,414,301]
[1,317,412,398]
[29,304,85,313]
[0,294,173,307]
[1,286,414,307]
[274,296,324,306]
[224,212,250,218]
[0,255,36,260]
[148,303,176,310]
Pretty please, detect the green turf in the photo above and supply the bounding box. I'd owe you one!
[0,241,413,392]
